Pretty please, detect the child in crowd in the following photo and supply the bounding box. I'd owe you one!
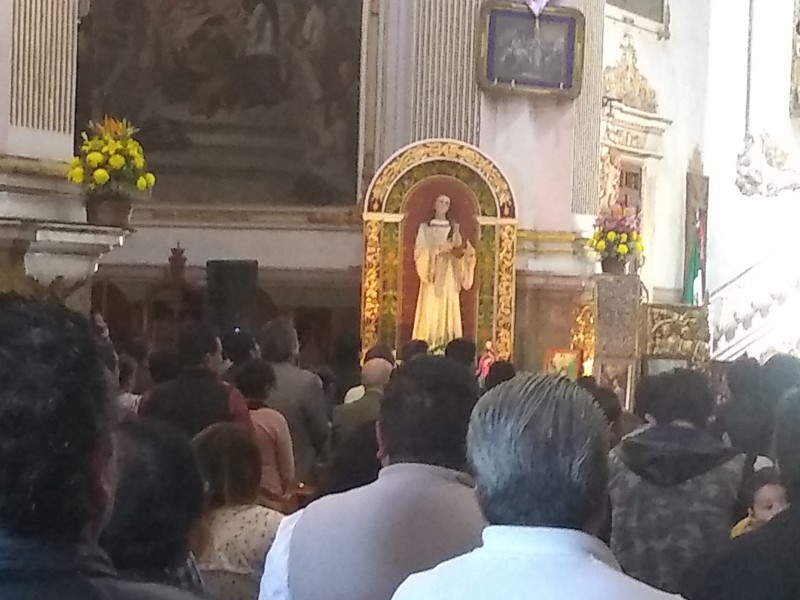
[731,467,790,537]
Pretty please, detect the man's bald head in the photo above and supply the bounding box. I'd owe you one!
[362,358,394,392]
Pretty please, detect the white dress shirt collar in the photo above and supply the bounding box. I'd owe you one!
[481,526,621,570]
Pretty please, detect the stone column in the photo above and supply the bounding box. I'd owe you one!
[366,0,482,174]
[0,0,127,310]
[1,0,77,160]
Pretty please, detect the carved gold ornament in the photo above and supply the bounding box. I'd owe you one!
[603,35,658,114]
[645,303,710,366]
[361,139,518,358]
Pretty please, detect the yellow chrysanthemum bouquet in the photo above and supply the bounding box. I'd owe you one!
[588,204,644,272]
[68,117,155,197]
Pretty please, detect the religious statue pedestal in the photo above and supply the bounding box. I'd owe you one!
[0,156,130,311]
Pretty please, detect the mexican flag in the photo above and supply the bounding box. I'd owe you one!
[683,220,703,305]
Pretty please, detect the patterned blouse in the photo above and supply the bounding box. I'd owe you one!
[198,504,283,600]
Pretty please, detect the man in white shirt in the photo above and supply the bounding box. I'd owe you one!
[259,355,484,600]
[393,373,680,600]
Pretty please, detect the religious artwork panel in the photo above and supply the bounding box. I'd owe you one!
[77,0,361,206]
[478,2,585,98]
[400,177,479,350]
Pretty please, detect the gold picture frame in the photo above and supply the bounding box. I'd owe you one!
[477,1,586,99]
[361,139,518,359]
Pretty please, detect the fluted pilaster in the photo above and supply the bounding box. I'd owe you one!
[571,0,605,214]
[3,0,77,160]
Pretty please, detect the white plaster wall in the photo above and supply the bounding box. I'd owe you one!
[101,227,363,271]
[703,0,800,292]
[603,0,712,296]
[480,0,597,233]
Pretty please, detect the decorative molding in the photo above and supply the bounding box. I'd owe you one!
[599,148,622,208]
[735,133,800,197]
[364,139,516,219]
[603,35,658,114]
[517,230,587,258]
[644,303,710,366]
[0,154,69,180]
[131,204,362,231]
[601,98,672,159]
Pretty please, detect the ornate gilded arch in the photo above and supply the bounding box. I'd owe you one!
[361,139,518,358]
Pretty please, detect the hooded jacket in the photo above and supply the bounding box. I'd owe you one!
[609,424,745,593]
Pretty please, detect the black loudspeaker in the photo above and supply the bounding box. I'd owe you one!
[205,260,259,333]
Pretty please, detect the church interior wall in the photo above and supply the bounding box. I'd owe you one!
[703,0,800,293]
[603,0,711,300]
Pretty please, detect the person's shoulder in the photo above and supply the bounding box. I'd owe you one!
[391,551,477,600]
[94,577,205,600]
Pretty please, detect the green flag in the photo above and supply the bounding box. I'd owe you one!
[683,227,701,305]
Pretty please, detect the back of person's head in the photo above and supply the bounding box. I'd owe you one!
[0,294,112,541]
[378,355,479,470]
[235,358,276,405]
[400,339,429,362]
[632,374,658,420]
[259,315,299,364]
[445,338,477,368]
[469,374,609,531]
[193,423,262,509]
[361,358,394,391]
[365,343,396,367]
[726,357,772,455]
[775,389,800,502]
[177,321,220,369]
[101,421,205,571]
[645,369,714,428]
[221,328,257,365]
[332,332,361,366]
[117,353,138,393]
[763,354,800,405]
[148,348,180,384]
[484,360,516,391]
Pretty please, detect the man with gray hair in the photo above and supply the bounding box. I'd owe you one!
[392,374,677,600]
[260,315,329,483]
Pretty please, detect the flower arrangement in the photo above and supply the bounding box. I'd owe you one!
[67,117,155,198]
[589,204,644,264]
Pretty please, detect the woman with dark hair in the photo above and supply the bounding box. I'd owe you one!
[100,420,206,594]
[235,358,295,499]
[193,423,283,600]
[484,360,516,392]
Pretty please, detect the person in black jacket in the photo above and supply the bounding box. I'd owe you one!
[140,322,233,439]
[682,387,800,600]
[0,294,201,600]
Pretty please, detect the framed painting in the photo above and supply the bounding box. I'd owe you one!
[477,1,585,98]
[77,0,362,207]
[544,349,581,381]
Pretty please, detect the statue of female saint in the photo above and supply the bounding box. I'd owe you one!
[412,194,477,348]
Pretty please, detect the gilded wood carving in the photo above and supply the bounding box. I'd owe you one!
[361,140,517,358]
[644,303,710,366]
[603,35,658,113]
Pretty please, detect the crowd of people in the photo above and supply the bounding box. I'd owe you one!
[1,293,799,599]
